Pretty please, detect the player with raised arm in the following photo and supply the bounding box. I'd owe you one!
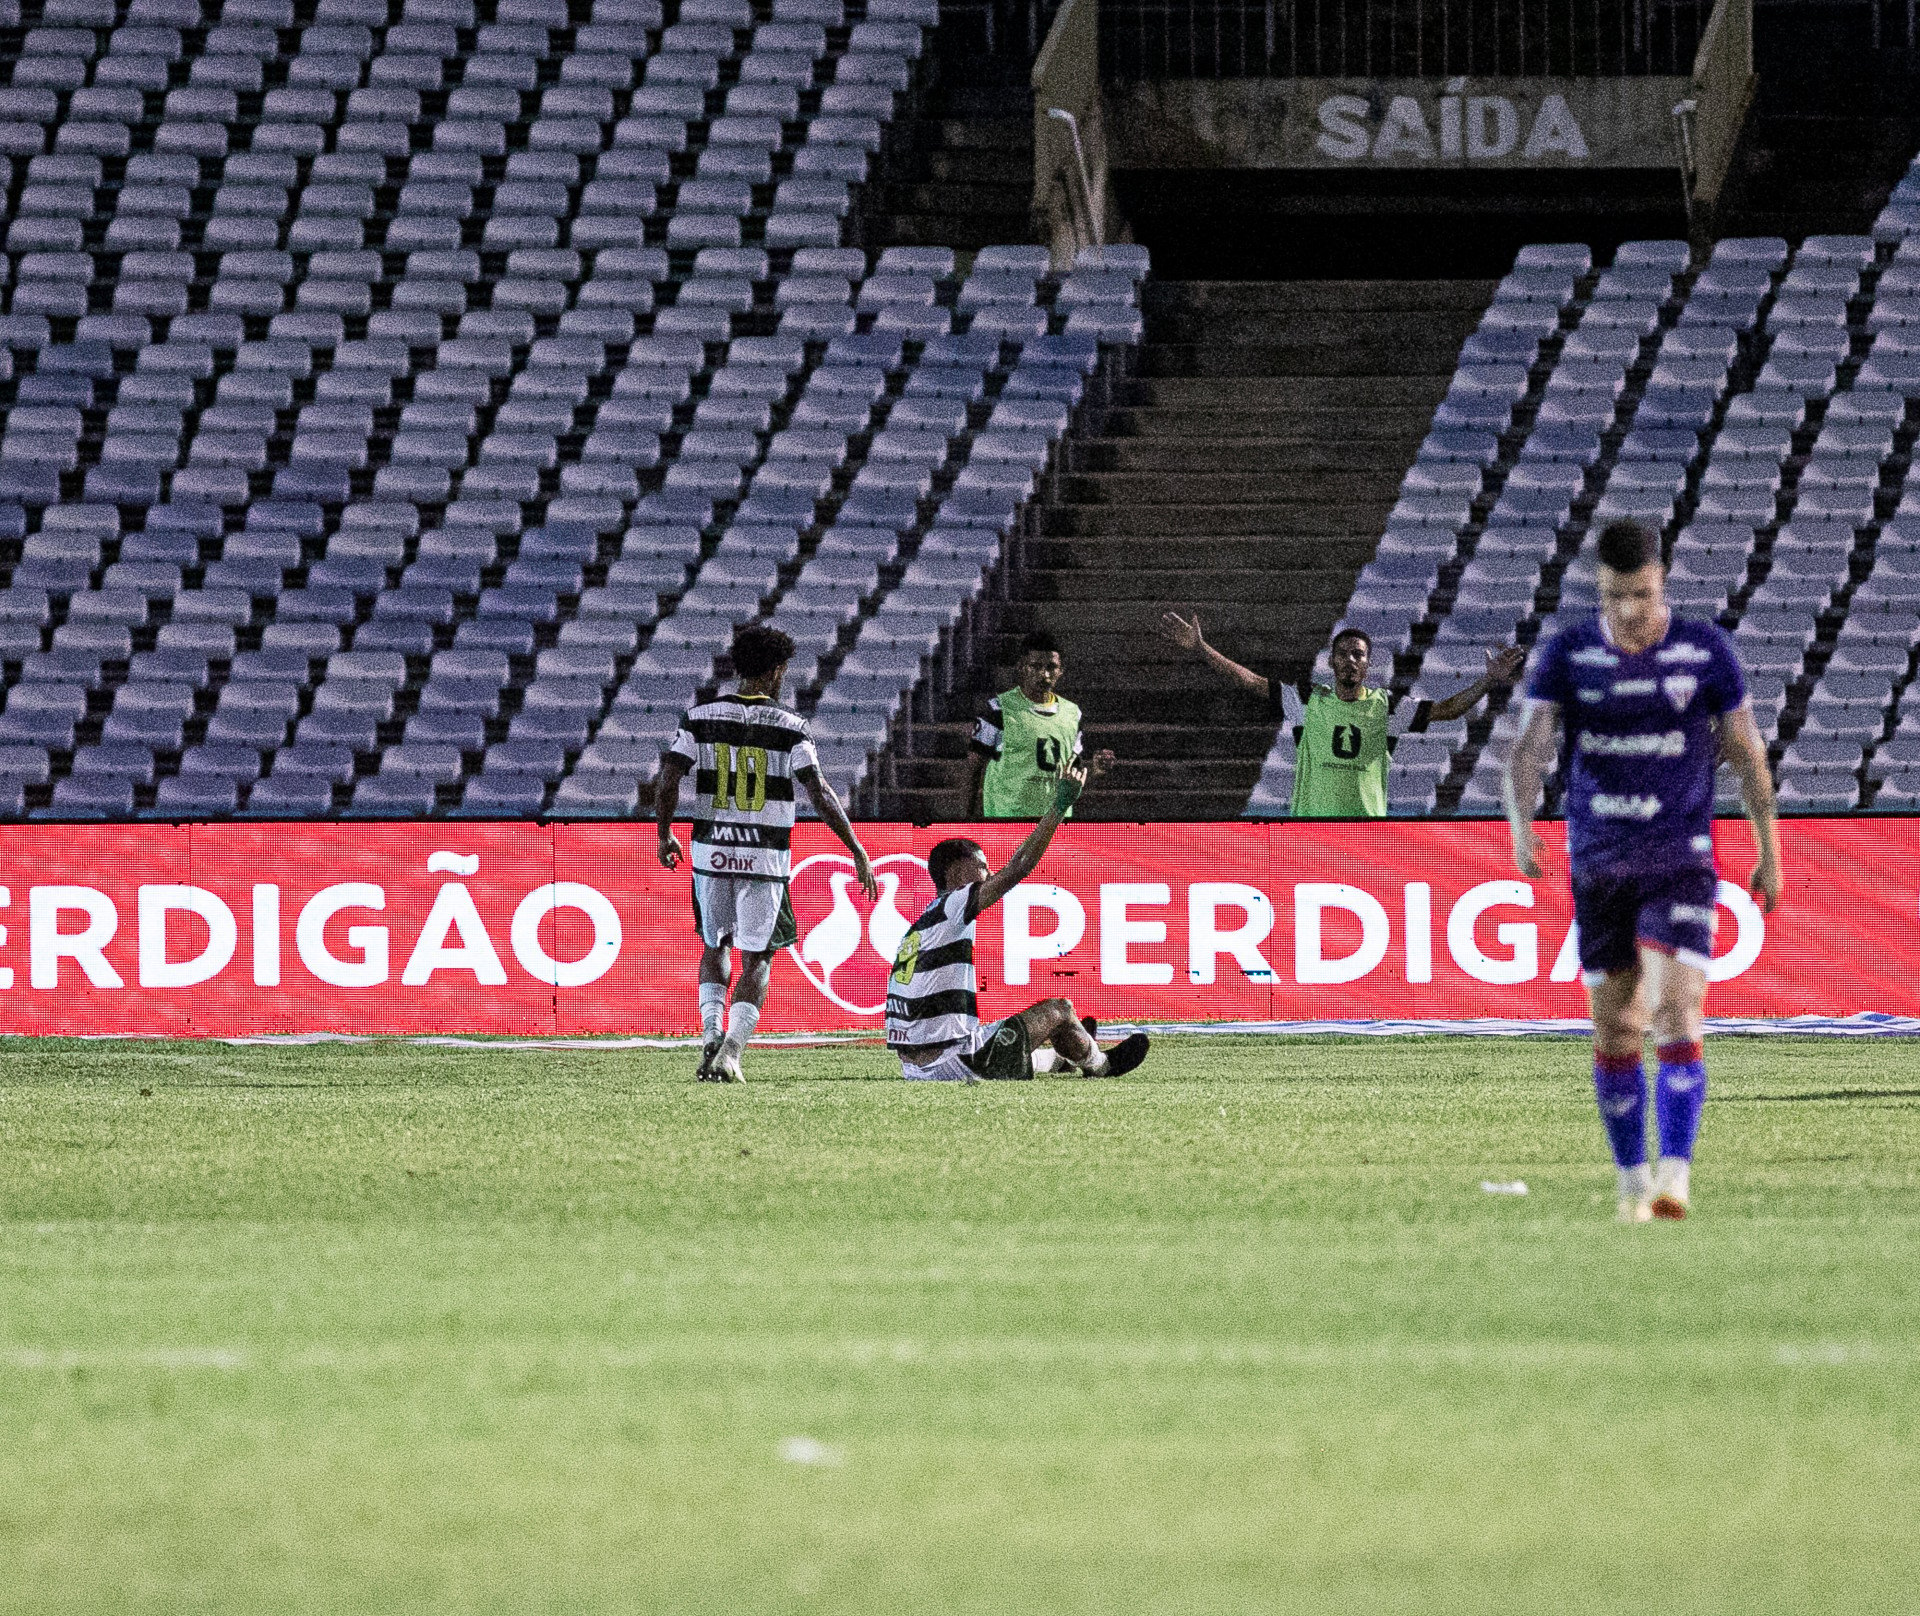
[888,758,1151,1083]
[961,629,1115,820]
[1157,612,1521,817]
[657,624,877,1083]
[1504,520,1783,1221]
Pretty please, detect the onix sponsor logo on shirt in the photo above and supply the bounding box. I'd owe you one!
[1589,793,1663,820]
[787,852,936,1015]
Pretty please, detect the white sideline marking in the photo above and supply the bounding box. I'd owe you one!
[212,1033,864,1050]
[1,1346,246,1371]
[1774,1343,1882,1367]
[1097,1014,1920,1039]
[777,1436,845,1467]
[39,1012,1920,1049]
[1480,1180,1530,1195]
[2,1339,1899,1378]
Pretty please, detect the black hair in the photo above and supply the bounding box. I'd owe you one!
[731,622,796,679]
[1019,629,1061,659]
[1595,518,1660,574]
[928,837,986,890]
[1330,626,1372,655]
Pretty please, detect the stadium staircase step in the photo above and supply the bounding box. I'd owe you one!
[861,82,1034,253]
[873,277,1489,822]
[1023,536,1377,572]
[1068,439,1414,474]
[1718,111,1920,241]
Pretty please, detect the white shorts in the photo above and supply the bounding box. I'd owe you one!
[898,1046,979,1083]
[896,1018,1030,1082]
[691,873,796,953]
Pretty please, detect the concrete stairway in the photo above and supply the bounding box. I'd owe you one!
[860,81,1033,253]
[1716,109,1920,241]
[876,278,1493,821]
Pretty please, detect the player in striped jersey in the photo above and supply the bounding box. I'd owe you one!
[657,624,877,1083]
[1157,611,1520,817]
[886,758,1151,1082]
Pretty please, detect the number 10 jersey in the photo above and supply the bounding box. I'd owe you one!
[664,693,819,881]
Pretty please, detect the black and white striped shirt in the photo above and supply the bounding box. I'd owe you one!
[884,884,982,1052]
[664,694,818,881]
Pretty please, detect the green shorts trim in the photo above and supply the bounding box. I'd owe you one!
[691,878,798,951]
[960,1017,1033,1081]
[768,886,797,950]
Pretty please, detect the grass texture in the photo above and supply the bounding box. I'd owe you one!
[1,1033,1915,1614]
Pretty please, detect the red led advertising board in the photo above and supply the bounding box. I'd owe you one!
[0,818,1894,1036]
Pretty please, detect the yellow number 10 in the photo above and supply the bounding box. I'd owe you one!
[711,743,769,812]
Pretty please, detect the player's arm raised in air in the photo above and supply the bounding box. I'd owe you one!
[974,756,1108,914]
[1157,610,1270,702]
[655,752,689,869]
[1426,646,1526,722]
[796,765,878,899]
[1502,698,1561,879]
[1717,704,1784,912]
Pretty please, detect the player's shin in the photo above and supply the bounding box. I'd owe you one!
[723,999,760,1057]
[1593,1051,1652,1203]
[1652,1041,1706,1214]
[1655,1041,1707,1155]
[1055,1017,1106,1075]
[698,983,727,1045]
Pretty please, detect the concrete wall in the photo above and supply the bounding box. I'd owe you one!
[1107,78,1695,172]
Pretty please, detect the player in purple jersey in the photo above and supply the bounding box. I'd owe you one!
[1503,520,1783,1222]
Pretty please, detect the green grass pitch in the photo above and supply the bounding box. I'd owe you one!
[1,1033,1916,1614]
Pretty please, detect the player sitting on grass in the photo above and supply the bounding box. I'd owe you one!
[658,624,877,1084]
[887,758,1150,1082]
[1504,518,1783,1222]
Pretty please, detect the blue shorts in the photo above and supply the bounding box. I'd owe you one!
[1571,866,1719,983]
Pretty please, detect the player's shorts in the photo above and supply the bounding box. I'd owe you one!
[897,1018,1033,1082]
[1571,866,1719,983]
[691,872,798,953]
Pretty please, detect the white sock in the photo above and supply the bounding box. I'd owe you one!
[1618,1162,1652,1202]
[1654,1157,1690,1202]
[723,999,760,1055]
[1082,1042,1109,1077]
[698,983,727,1043]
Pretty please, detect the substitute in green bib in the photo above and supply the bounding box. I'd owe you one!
[964,630,1115,819]
[1158,613,1522,817]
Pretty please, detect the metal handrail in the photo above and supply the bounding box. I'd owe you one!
[1047,108,1103,251]
[1100,0,1715,80]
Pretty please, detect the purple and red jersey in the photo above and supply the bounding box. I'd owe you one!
[1526,614,1749,879]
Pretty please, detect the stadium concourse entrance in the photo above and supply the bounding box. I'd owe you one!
[876,277,1490,820]
[1105,3,1920,281]
[1098,0,1701,282]
[871,0,1920,820]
